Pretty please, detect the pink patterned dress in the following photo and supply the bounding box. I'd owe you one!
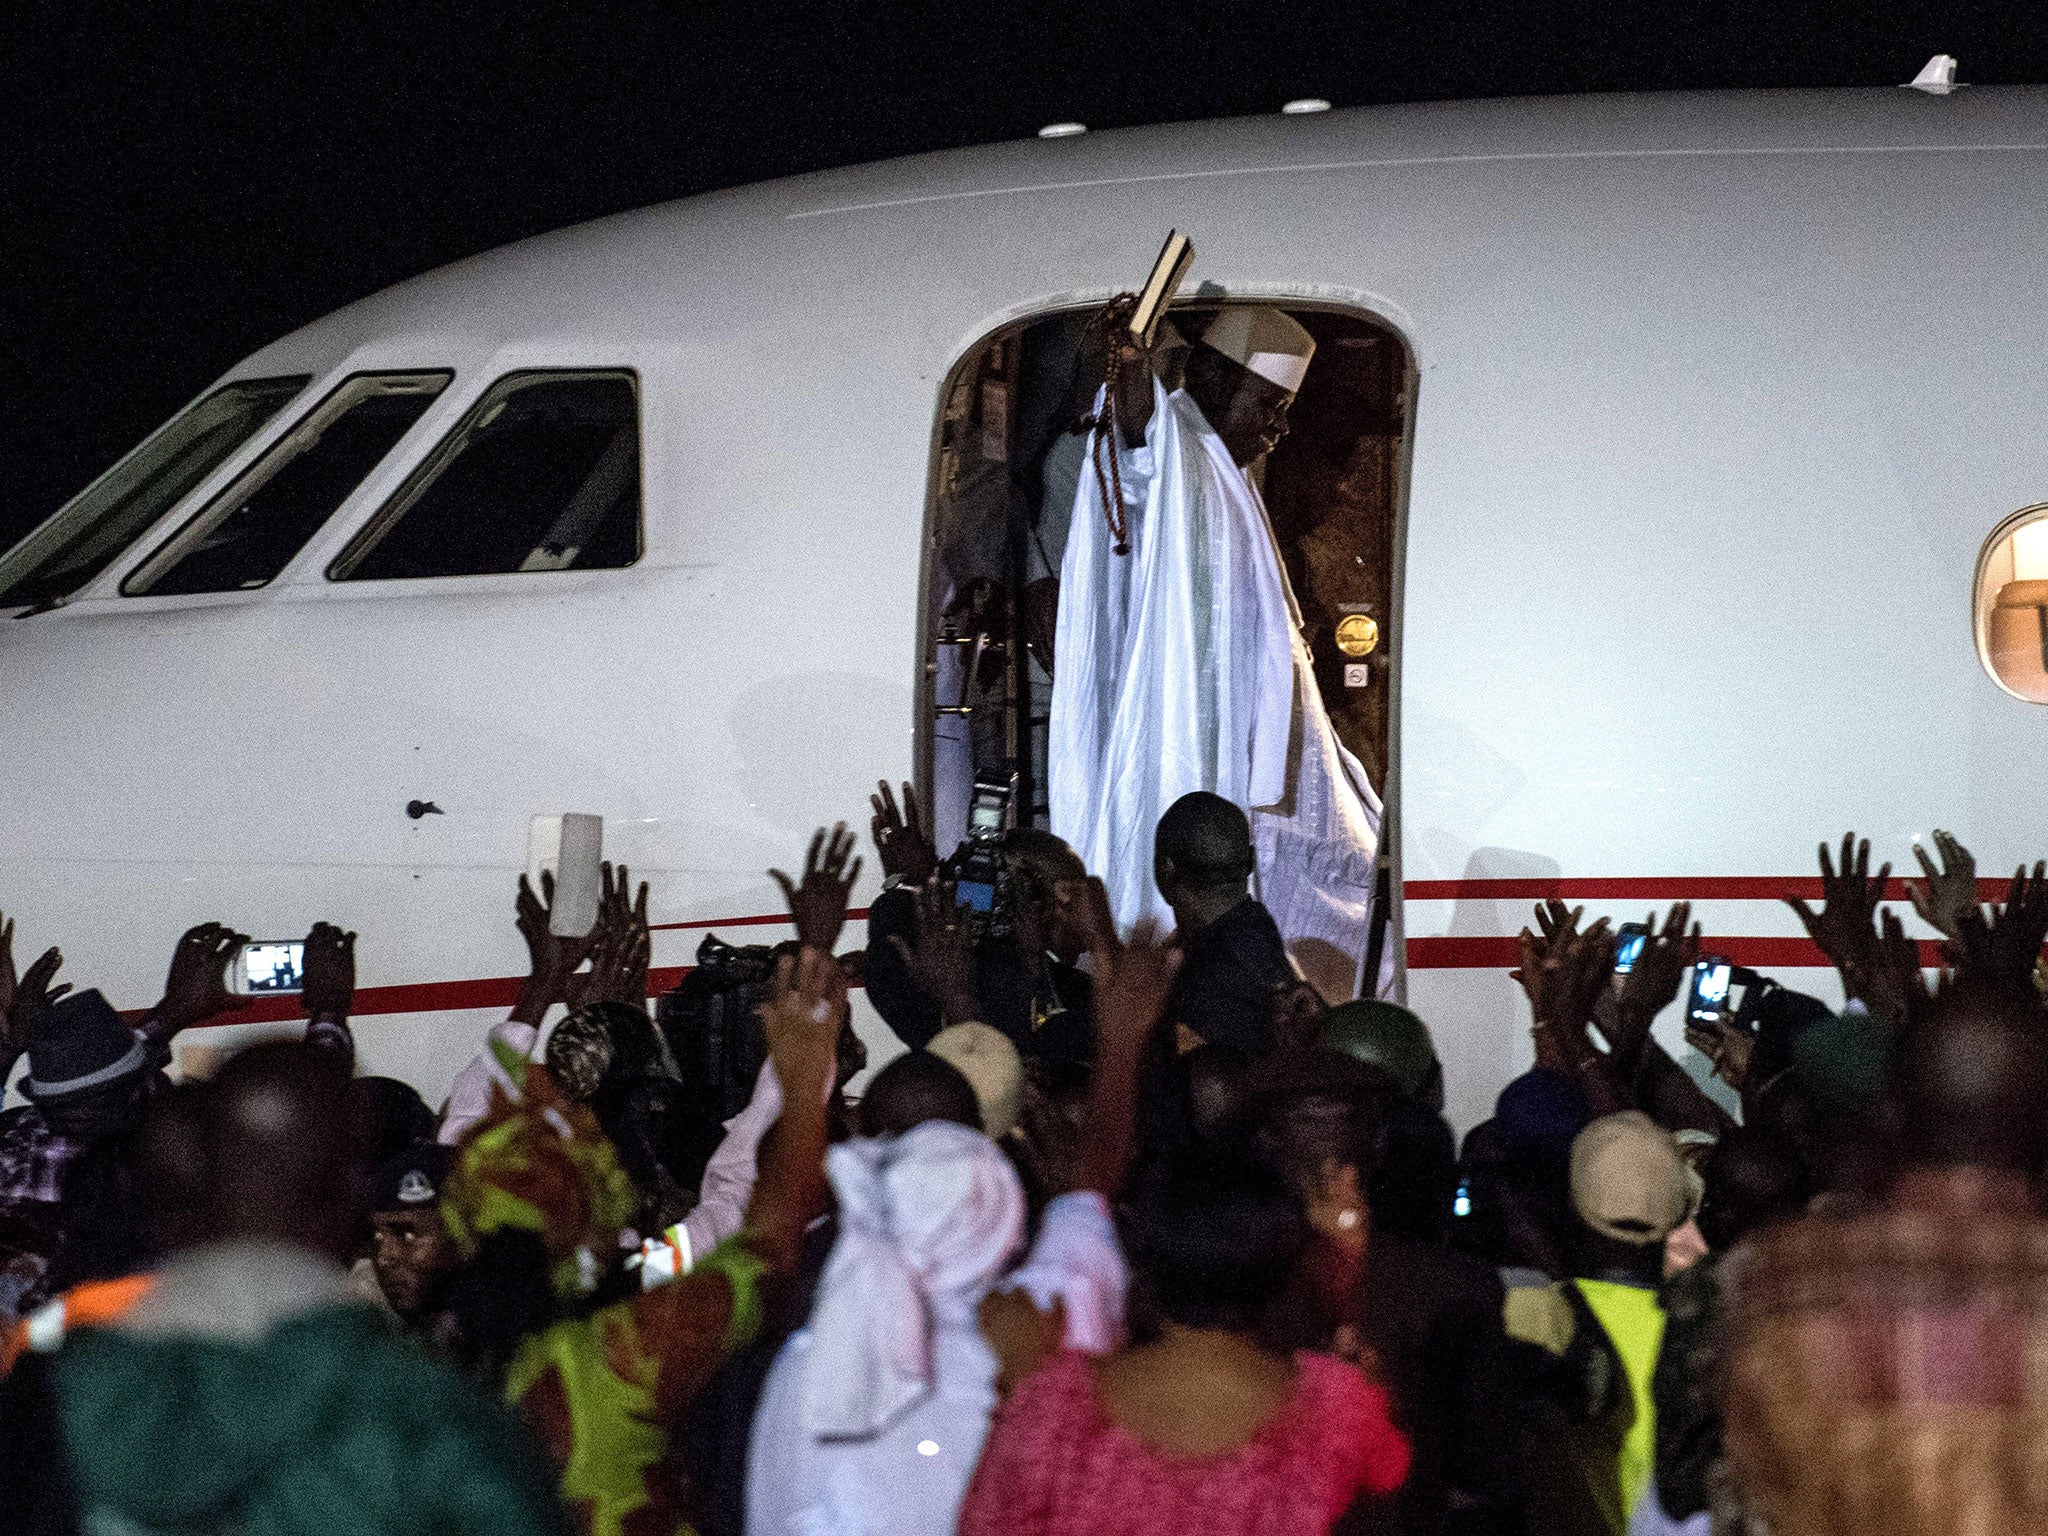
[959,1350,1410,1536]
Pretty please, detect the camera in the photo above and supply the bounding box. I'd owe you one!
[941,775,1015,944]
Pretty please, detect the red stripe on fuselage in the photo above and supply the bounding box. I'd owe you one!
[165,875,1956,1024]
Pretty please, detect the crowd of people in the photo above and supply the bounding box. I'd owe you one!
[2,795,2046,1536]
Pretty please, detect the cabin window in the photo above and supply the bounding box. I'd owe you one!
[329,371,641,581]
[1975,504,2048,703]
[0,376,309,610]
[122,372,452,596]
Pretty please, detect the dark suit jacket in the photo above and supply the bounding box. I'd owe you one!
[1166,896,1292,1055]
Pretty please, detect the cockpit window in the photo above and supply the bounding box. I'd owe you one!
[1975,504,2048,703]
[0,376,308,610]
[123,372,451,596]
[329,371,641,581]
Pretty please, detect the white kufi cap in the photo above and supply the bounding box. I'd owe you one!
[1200,306,1315,394]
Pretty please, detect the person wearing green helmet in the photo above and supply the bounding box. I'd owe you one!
[1321,999,1443,1111]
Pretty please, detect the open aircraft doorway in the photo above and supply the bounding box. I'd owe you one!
[919,299,1416,997]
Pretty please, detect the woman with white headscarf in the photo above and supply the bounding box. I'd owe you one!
[745,910,1173,1536]
[745,1119,1028,1536]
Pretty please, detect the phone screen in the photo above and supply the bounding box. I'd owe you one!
[1614,930,1648,975]
[1689,961,1733,1023]
[243,941,305,994]
[968,793,1007,836]
[955,879,998,913]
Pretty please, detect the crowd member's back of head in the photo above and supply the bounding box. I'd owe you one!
[1891,976,2048,1191]
[1568,1110,1692,1282]
[353,1076,438,1168]
[1119,1147,1307,1334]
[859,1049,983,1138]
[202,1040,367,1261]
[1249,1049,1395,1211]
[1152,791,1255,920]
[44,1081,213,1294]
[1695,1126,1809,1253]
[1456,1068,1590,1276]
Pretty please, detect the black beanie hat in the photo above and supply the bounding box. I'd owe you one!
[370,1143,454,1214]
[24,990,145,1101]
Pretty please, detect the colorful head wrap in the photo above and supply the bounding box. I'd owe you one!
[440,1042,638,1298]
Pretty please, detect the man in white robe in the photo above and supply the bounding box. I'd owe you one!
[1049,306,1385,1000]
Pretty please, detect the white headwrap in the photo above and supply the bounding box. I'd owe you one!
[800,1120,1025,1440]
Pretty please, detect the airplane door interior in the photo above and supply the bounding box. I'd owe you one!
[919,301,1414,994]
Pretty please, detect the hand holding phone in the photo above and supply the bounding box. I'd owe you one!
[1686,958,1735,1025]
[1613,923,1650,976]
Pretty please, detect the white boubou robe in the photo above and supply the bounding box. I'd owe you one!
[1049,379,1385,997]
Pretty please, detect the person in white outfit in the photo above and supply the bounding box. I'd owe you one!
[745,1119,1122,1536]
[1048,305,1384,999]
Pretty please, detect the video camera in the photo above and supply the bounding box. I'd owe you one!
[940,775,1016,944]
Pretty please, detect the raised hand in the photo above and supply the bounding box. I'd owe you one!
[513,872,601,1024]
[1949,862,2048,995]
[1073,879,1177,1198]
[0,911,17,1036]
[3,945,68,1070]
[1683,1016,1756,1094]
[1090,906,1182,1061]
[887,878,981,1027]
[1516,914,1620,1104]
[869,780,938,887]
[1862,907,1932,1029]
[1785,834,1892,1005]
[156,922,250,1034]
[1906,829,1979,942]
[760,944,850,1108]
[603,866,652,1007]
[1533,899,1585,945]
[300,922,357,1019]
[570,863,652,1009]
[771,824,862,956]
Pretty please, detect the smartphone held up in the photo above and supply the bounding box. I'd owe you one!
[231,941,305,995]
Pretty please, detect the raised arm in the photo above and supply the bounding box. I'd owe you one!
[135,923,249,1058]
[1513,908,1627,1117]
[1784,833,1894,1015]
[299,921,357,1071]
[0,916,66,1086]
[1603,903,1734,1135]
[740,946,844,1277]
[442,874,601,1145]
[770,824,861,957]
[1070,889,1178,1199]
[509,872,599,1028]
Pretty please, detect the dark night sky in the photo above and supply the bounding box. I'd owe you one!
[8,1,2044,550]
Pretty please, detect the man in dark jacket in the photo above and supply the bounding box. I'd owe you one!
[1153,791,1295,1054]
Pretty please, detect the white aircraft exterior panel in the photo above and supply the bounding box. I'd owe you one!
[3,87,2044,1123]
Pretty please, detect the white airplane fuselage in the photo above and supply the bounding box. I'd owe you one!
[6,86,2045,1129]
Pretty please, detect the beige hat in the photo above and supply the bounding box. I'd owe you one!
[927,1023,1024,1141]
[1200,306,1315,394]
[1570,1111,1692,1246]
